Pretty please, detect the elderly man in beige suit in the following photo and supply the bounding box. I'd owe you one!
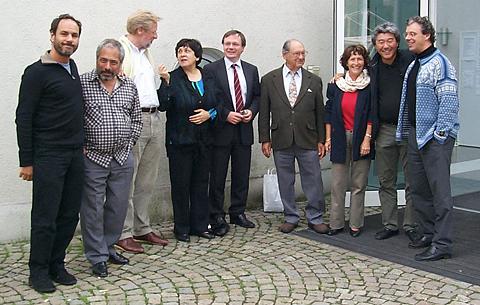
[259,39,329,234]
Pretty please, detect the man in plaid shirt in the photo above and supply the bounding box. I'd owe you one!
[79,39,142,277]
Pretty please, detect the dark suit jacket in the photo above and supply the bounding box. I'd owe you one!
[157,67,215,146]
[258,66,325,150]
[203,59,260,146]
[325,82,373,163]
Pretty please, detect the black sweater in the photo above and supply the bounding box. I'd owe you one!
[16,53,84,166]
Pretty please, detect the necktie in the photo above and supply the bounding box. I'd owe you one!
[232,64,244,112]
[288,71,297,107]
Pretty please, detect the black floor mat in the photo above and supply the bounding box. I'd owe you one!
[295,192,480,285]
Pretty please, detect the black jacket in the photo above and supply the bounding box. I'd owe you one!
[369,49,414,138]
[158,67,216,146]
[203,59,261,146]
[325,83,373,163]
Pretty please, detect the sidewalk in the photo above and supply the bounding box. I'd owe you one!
[1,206,479,305]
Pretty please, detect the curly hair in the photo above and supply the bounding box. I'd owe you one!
[339,44,369,70]
[406,16,436,44]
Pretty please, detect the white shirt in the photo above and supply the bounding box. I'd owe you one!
[282,64,302,98]
[224,57,247,111]
[127,41,159,107]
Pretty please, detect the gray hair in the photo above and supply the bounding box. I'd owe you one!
[371,22,401,46]
[282,39,303,54]
[96,39,125,63]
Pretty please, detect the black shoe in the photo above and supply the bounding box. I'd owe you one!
[408,235,432,249]
[230,213,255,228]
[211,216,230,237]
[175,233,191,242]
[29,274,56,293]
[405,229,422,243]
[414,245,452,261]
[349,228,362,238]
[92,262,108,277]
[327,228,344,236]
[192,231,215,239]
[374,227,399,240]
[49,268,77,285]
[108,252,129,265]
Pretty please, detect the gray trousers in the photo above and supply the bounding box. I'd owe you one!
[408,128,454,252]
[329,132,371,230]
[80,153,134,265]
[273,145,325,225]
[121,112,163,239]
[375,123,415,231]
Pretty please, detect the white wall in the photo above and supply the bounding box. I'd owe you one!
[0,0,334,242]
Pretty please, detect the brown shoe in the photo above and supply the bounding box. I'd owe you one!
[308,223,329,234]
[134,232,169,246]
[279,222,298,233]
[115,237,144,254]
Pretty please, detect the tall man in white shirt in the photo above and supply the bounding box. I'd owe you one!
[116,10,169,253]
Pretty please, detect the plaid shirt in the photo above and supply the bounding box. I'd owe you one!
[81,70,142,168]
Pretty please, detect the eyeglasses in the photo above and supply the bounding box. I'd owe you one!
[289,51,308,57]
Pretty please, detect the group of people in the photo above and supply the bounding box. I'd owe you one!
[15,9,459,295]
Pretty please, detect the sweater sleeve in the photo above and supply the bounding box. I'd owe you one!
[434,58,459,143]
[15,65,42,167]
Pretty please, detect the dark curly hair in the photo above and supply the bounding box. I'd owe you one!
[406,16,436,44]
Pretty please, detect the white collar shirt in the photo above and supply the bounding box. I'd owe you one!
[282,64,302,98]
[224,57,247,111]
[127,41,159,107]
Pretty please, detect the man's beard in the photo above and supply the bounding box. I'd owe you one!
[53,41,77,57]
[97,69,115,81]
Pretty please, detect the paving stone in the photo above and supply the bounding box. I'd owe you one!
[1,205,480,304]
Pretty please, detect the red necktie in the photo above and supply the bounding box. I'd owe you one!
[232,64,244,112]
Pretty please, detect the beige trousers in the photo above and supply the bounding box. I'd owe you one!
[329,132,371,230]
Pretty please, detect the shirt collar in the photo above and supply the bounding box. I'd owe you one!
[125,37,145,55]
[224,57,241,69]
[283,64,302,78]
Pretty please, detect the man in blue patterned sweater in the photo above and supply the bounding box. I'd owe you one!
[396,16,459,261]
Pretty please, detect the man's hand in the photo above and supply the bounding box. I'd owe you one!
[158,64,170,85]
[189,109,210,125]
[317,143,326,159]
[226,111,244,125]
[19,166,33,181]
[329,73,344,84]
[241,109,253,123]
[262,142,272,158]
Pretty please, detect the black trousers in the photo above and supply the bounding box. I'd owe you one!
[408,128,454,252]
[209,129,252,223]
[29,147,84,277]
[167,144,210,235]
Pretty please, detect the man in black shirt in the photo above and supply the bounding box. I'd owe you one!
[16,14,84,293]
[370,22,420,243]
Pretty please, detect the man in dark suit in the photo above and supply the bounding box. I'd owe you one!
[259,39,328,234]
[204,30,261,236]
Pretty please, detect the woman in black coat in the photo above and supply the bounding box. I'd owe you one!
[158,39,217,242]
[325,44,373,237]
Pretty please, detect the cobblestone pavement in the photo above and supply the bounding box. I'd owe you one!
[1,206,480,305]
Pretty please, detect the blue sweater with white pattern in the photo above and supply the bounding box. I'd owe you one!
[396,49,459,149]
